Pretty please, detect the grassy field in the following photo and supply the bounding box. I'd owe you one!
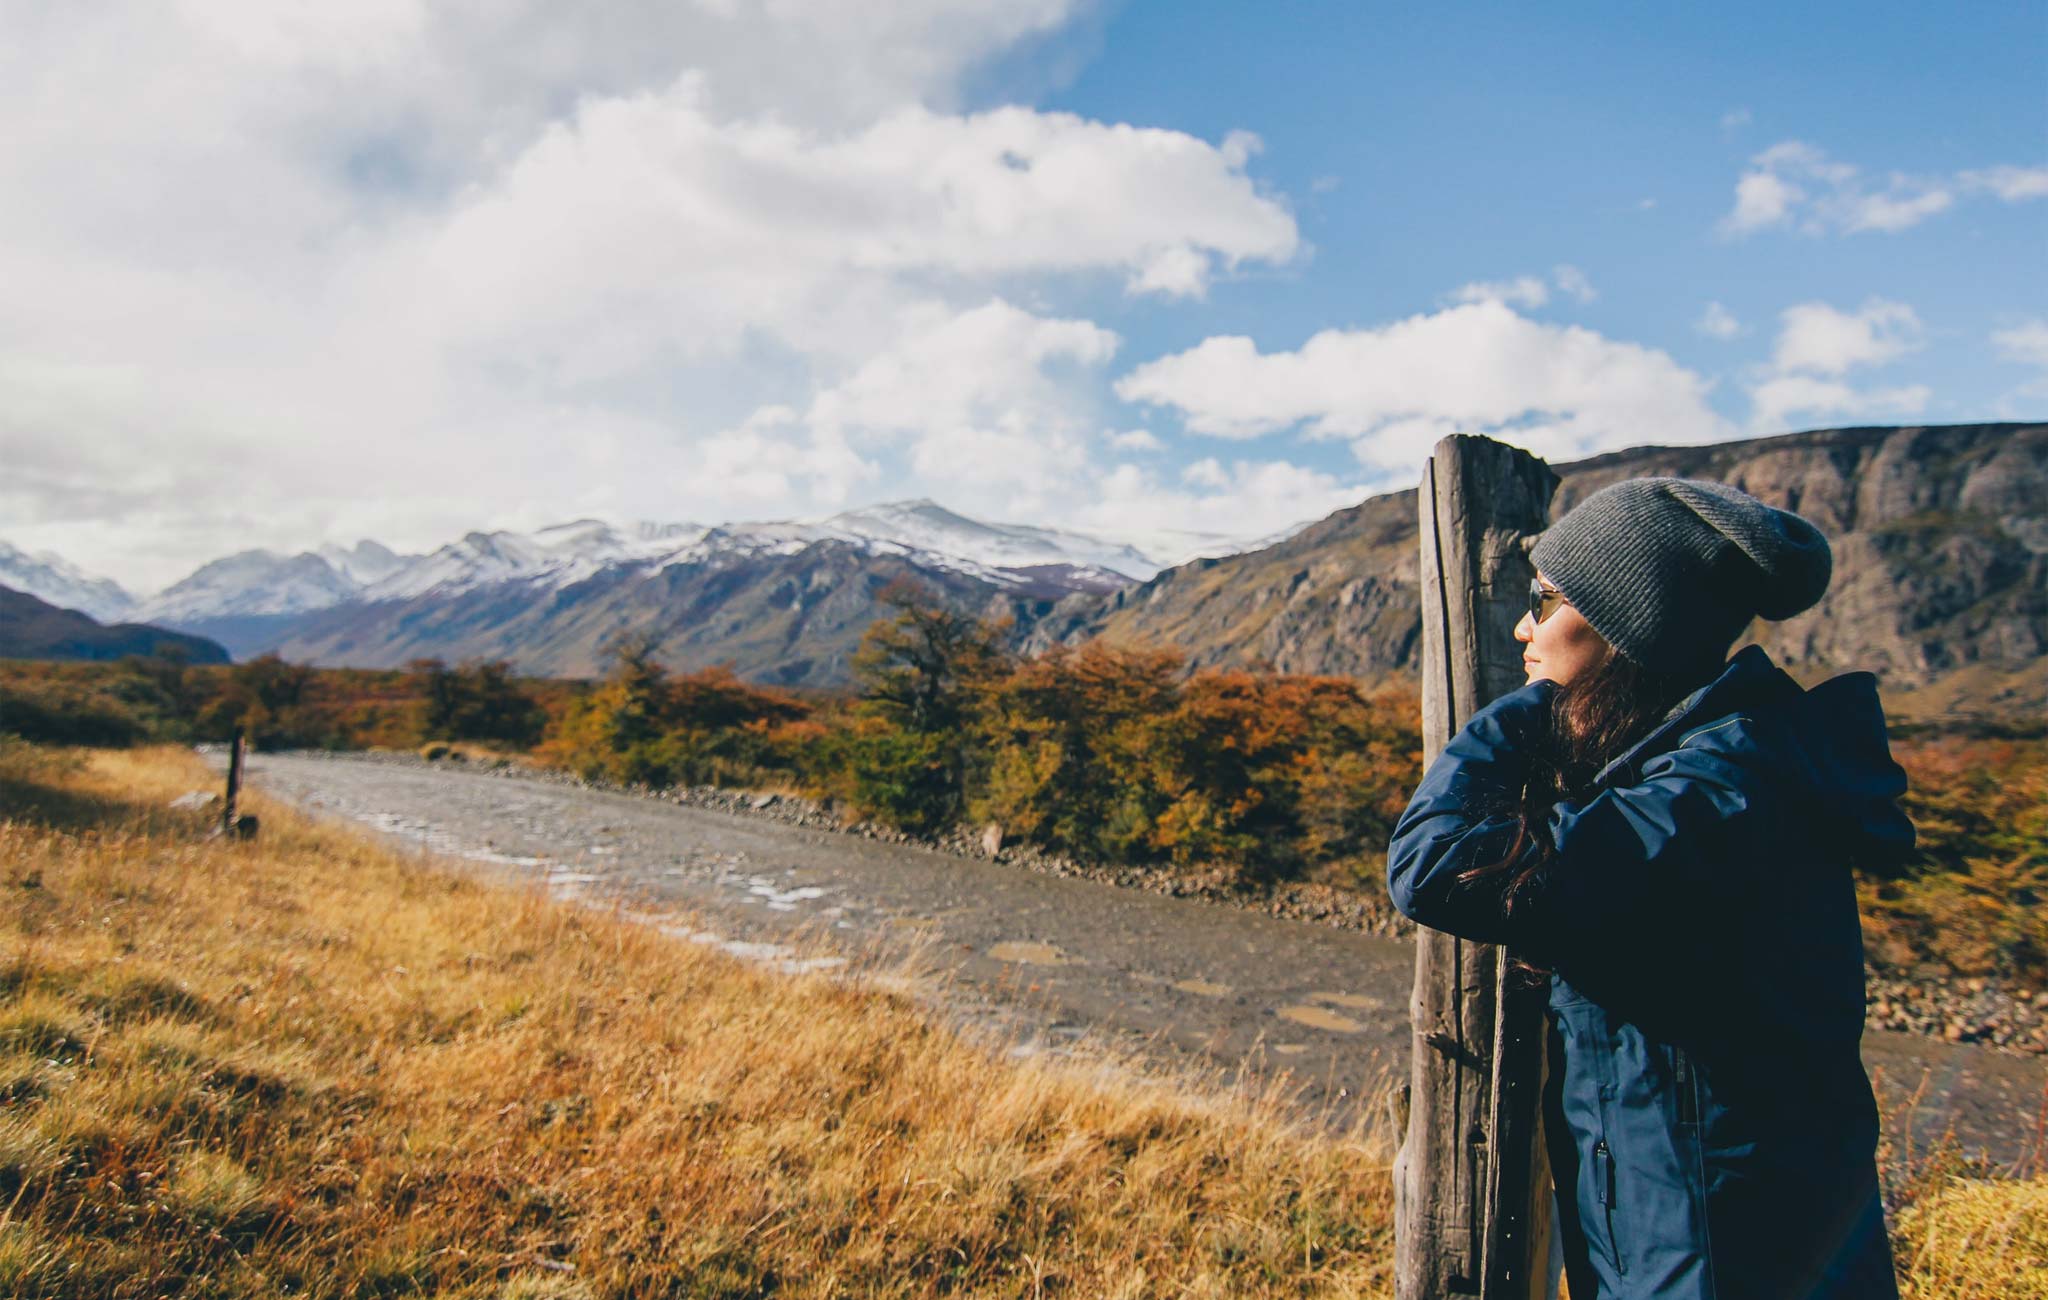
[0,742,2040,1298]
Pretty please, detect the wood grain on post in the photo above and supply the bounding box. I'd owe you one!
[1394,434,1560,1300]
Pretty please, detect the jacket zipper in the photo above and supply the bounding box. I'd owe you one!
[1675,1046,1699,1125]
[1593,1138,1626,1276]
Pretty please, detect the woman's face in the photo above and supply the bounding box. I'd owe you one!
[1515,571,1610,686]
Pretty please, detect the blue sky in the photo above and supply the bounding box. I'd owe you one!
[2,1,2042,591]
[1020,0,2048,484]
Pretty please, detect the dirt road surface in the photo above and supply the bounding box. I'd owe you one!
[239,752,2043,1166]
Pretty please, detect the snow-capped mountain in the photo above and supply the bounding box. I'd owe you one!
[362,520,708,601]
[141,549,381,622]
[805,500,1168,580]
[17,501,1298,643]
[315,540,408,587]
[0,541,136,623]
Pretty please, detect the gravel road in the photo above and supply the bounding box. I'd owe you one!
[236,752,2043,1167]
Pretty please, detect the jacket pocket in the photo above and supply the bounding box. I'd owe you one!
[1592,1138,1628,1278]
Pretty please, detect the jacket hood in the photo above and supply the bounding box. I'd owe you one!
[1593,645,1916,867]
[1778,670,1917,867]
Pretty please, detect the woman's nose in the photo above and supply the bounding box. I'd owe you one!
[1512,610,1534,643]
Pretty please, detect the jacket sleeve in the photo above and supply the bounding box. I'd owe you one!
[1384,679,1557,945]
[1386,685,1763,953]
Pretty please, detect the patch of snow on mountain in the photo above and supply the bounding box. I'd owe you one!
[815,499,1167,580]
[315,540,408,586]
[0,541,136,622]
[366,520,709,600]
[142,550,364,621]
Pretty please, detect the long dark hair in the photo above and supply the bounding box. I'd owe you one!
[1457,641,1698,971]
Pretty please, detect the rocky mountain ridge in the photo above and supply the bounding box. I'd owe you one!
[1025,423,2046,719]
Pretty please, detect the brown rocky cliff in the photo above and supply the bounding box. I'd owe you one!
[1022,424,2047,719]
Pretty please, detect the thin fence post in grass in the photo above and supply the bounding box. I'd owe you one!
[222,725,246,837]
[1394,433,1560,1300]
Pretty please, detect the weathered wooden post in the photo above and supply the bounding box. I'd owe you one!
[1394,434,1560,1300]
[221,726,246,837]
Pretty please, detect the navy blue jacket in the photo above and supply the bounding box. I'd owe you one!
[1387,645,1912,1299]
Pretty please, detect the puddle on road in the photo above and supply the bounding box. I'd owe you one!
[990,941,1071,966]
[654,922,848,975]
[747,878,832,911]
[1308,991,1383,1012]
[1173,979,1232,998]
[1276,1004,1366,1034]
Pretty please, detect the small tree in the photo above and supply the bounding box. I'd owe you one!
[840,579,1013,832]
[970,640,1183,862]
[410,658,546,746]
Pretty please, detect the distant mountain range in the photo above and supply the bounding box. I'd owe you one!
[4,424,2040,718]
[1,500,1295,680]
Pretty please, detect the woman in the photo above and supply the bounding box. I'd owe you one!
[1386,477,1911,1300]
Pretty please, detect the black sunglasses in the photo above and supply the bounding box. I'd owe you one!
[1529,577,1569,624]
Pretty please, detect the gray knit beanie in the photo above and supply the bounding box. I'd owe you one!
[1528,477,1832,678]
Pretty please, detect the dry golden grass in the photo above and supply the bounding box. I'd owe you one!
[0,742,1393,1297]
[2,741,2040,1298]
[1891,1168,2048,1298]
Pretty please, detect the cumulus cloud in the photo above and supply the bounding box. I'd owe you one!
[1696,302,1742,340]
[1552,265,1597,303]
[1114,300,1730,472]
[1721,140,2043,237]
[1748,375,1930,430]
[1771,299,1922,376]
[1991,320,2048,370]
[1960,165,2048,202]
[1452,277,1549,309]
[0,2,1301,588]
[1108,429,1165,451]
[1746,298,1928,429]
[695,297,1126,524]
[1071,457,1367,551]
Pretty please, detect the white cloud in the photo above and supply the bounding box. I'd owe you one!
[700,297,1121,521]
[1725,168,1806,234]
[1109,428,1165,451]
[0,2,1302,590]
[1772,299,1922,375]
[1073,457,1366,549]
[1746,298,1928,430]
[1114,300,1730,471]
[1844,184,1954,233]
[1448,266,1593,311]
[1749,375,1930,430]
[1552,265,1597,303]
[1721,140,2041,237]
[1960,165,2048,201]
[1720,108,1753,131]
[409,90,1297,377]
[1696,302,1742,340]
[1992,320,2048,369]
[1452,276,1549,309]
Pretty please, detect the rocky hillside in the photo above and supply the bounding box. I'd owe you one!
[0,585,229,665]
[1023,423,2047,720]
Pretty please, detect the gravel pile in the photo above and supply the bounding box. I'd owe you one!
[271,747,2048,1057]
